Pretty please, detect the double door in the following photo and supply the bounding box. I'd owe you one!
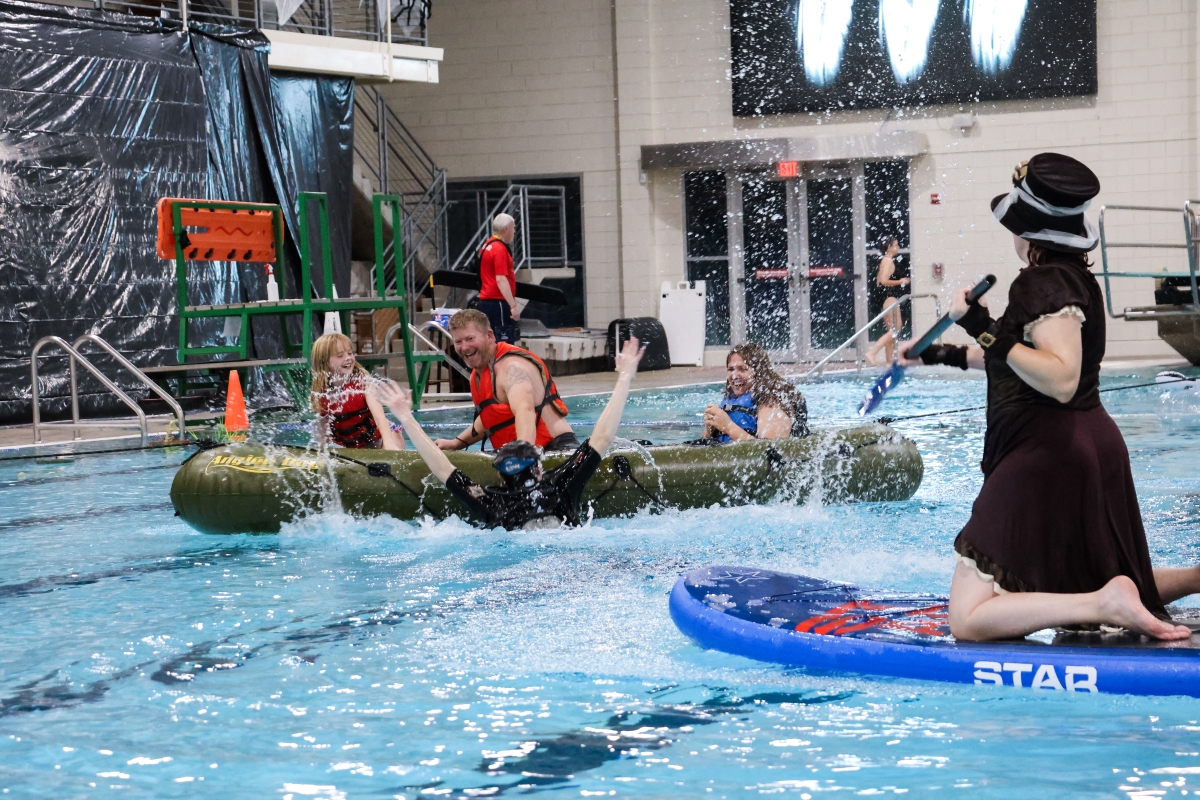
[730,166,865,362]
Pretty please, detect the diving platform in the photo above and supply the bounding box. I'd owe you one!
[1098,202,1200,365]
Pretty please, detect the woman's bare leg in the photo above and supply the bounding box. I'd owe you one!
[865,331,893,366]
[1155,566,1200,604]
[882,297,900,363]
[948,562,1192,641]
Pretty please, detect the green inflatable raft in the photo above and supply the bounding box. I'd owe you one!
[170,424,923,535]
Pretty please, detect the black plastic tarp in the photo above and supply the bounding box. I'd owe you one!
[0,0,354,423]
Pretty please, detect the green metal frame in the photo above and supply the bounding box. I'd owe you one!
[170,193,443,409]
[173,199,288,362]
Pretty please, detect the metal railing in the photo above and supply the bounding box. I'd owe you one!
[31,335,187,446]
[353,85,449,314]
[803,293,942,378]
[65,0,429,46]
[1097,203,1200,318]
[448,184,569,274]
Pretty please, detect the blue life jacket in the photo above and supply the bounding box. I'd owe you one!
[717,392,757,442]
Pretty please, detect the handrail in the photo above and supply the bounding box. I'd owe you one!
[803,293,942,378]
[1097,203,1200,317]
[32,336,148,446]
[73,335,187,440]
[446,184,569,274]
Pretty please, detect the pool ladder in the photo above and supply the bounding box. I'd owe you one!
[30,335,186,446]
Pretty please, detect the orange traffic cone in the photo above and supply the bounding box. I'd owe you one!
[224,370,249,438]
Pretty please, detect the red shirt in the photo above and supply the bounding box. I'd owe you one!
[478,237,514,301]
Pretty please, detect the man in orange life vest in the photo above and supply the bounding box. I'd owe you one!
[434,308,580,452]
[476,213,520,344]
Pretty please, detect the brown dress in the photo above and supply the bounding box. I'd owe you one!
[953,257,1167,618]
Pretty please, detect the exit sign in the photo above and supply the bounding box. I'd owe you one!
[777,161,799,178]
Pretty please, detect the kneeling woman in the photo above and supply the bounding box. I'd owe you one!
[703,343,809,442]
[905,153,1196,641]
[311,333,404,450]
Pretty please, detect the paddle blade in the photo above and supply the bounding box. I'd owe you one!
[857,363,905,417]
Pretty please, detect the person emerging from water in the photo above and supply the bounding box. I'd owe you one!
[702,343,809,442]
[310,332,404,450]
[435,308,578,452]
[901,152,1200,642]
[374,337,646,530]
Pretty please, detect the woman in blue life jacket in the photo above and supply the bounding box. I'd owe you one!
[703,343,809,442]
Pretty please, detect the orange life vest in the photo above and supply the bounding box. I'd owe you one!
[471,342,569,449]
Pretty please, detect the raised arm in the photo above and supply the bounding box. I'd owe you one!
[589,337,645,454]
[373,381,456,482]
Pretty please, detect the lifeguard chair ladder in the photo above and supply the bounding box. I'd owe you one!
[159,193,441,408]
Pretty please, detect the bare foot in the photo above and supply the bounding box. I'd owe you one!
[1098,576,1192,640]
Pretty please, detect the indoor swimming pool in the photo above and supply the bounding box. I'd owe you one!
[3,368,1200,798]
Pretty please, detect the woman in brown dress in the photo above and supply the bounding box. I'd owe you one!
[903,153,1196,641]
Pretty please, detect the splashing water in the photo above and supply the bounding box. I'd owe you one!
[796,0,854,87]
[4,369,1200,796]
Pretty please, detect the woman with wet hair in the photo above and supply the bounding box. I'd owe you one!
[703,343,809,442]
[310,332,404,451]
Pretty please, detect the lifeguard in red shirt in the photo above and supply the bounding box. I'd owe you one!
[476,212,520,344]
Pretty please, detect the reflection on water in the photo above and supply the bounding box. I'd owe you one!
[2,369,1200,797]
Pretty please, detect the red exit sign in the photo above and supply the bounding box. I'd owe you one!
[777,161,799,178]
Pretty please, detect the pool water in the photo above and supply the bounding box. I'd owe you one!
[4,368,1200,798]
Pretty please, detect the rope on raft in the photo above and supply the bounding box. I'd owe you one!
[876,376,1193,425]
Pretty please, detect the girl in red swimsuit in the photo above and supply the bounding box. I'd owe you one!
[310,333,404,450]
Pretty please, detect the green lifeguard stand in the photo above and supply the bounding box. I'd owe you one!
[154,192,442,409]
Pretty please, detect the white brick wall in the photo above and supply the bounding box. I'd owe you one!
[387,0,1196,359]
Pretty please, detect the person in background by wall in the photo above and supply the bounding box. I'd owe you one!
[703,343,809,442]
[310,332,404,450]
[865,237,909,365]
[477,212,520,344]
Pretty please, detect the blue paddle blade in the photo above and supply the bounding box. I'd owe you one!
[857,362,905,417]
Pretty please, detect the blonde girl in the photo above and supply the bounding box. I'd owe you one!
[311,333,403,450]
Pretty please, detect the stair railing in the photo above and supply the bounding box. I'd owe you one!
[803,294,942,378]
[31,335,186,446]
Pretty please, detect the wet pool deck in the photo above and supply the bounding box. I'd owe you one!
[0,357,1187,461]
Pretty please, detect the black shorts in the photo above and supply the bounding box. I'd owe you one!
[545,431,581,452]
[477,299,518,343]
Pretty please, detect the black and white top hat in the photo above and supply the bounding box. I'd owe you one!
[990,153,1101,254]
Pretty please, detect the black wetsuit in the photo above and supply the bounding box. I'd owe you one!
[444,440,602,529]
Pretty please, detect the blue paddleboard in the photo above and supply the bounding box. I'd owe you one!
[670,566,1200,697]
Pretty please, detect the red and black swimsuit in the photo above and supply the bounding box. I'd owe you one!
[319,376,382,449]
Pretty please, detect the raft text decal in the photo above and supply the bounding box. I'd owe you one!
[972,660,1097,692]
[205,454,322,475]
